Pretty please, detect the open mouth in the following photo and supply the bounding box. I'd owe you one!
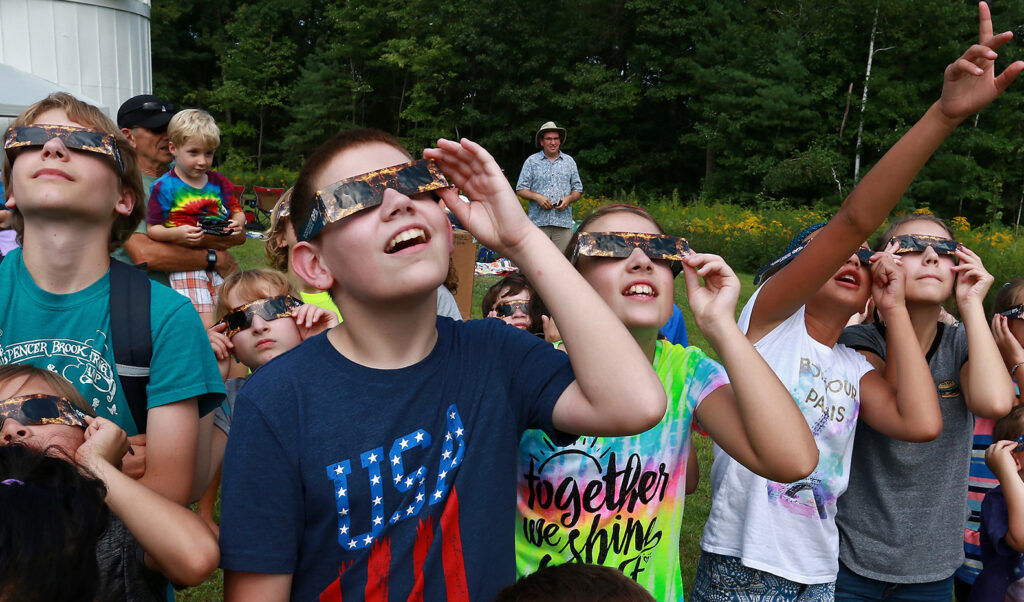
[385,227,428,254]
[623,283,657,298]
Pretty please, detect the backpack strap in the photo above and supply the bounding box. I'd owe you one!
[108,259,152,434]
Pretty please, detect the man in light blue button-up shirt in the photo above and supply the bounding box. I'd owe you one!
[515,121,582,252]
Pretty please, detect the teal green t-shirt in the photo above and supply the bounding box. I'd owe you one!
[0,248,224,435]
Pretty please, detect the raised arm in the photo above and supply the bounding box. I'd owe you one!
[856,256,942,441]
[749,3,1022,337]
[136,399,200,506]
[426,138,666,436]
[956,246,1015,417]
[985,440,1024,552]
[685,253,819,482]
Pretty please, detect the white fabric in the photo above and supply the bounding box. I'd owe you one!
[700,285,872,584]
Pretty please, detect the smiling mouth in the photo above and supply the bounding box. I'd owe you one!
[624,283,657,297]
[386,228,428,253]
[836,274,858,285]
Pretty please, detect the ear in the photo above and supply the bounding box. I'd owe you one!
[120,128,135,147]
[167,140,177,155]
[114,185,135,217]
[291,241,336,293]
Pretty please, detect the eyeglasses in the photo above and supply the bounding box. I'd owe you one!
[887,234,959,256]
[4,124,124,174]
[495,300,530,318]
[219,296,303,337]
[298,159,450,241]
[125,101,176,115]
[571,232,691,276]
[1000,305,1024,320]
[754,244,874,285]
[0,394,91,431]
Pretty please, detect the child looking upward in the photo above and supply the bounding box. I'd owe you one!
[218,129,666,600]
[146,109,245,327]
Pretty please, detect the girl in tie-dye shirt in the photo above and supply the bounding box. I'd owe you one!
[515,204,820,600]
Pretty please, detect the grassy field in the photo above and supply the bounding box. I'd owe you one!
[179,237,756,600]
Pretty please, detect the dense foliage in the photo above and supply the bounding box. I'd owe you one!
[153,0,1024,226]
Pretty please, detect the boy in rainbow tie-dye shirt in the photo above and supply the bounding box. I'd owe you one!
[146,109,244,327]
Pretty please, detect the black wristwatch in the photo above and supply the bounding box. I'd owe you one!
[206,249,218,272]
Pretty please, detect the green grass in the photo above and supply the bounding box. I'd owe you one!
[178,241,756,600]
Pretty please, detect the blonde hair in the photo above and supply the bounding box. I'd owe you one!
[264,188,294,272]
[215,269,298,321]
[0,365,96,418]
[167,109,220,149]
[2,92,144,252]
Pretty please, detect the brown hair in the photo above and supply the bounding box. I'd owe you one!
[2,93,145,252]
[494,563,655,602]
[0,365,96,418]
[481,273,544,334]
[994,277,1024,316]
[873,215,955,251]
[264,188,295,272]
[994,405,1024,443]
[215,269,298,321]
[290,128,412,243]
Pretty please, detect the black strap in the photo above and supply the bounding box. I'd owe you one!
[109,260,152,434]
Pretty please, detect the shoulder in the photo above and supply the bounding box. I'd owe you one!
[838,323,884,352]
[559,152,577,164]
[207,170,232,187]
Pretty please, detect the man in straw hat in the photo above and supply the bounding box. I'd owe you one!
[515,121,582,252]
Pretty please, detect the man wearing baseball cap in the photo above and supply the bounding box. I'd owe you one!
[515,121,583,253]
[112,94,237,285]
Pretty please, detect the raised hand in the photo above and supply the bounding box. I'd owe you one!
[939,1,1024,122]
[292,303,339,339]
[992,313,1024,373]
[541,314,563,345]
[424,138,535,255]
[868,252,907,318]
[985,439,1022,479]
[207,321,233,379]
[76,416,130,470]
[953,245,994,310]
[681,253,741,334]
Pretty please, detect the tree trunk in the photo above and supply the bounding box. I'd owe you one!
[854,5,880,183]
[256,107,264,172]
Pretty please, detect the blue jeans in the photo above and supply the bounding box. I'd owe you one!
[835,561,953,601]
[691,551,836,602]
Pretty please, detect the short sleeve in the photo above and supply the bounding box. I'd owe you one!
[145,177,169,225]
[569,159,583,193]
[982,489,1018,557]
[515,158,534,191]
[838,323,885,359]
[212,172,242,214]
[146,287,225,417]
[219,395,303,573]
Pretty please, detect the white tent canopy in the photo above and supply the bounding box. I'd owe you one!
[0,63,107,118]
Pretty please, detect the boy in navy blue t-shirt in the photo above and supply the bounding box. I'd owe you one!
[219,130,667,601]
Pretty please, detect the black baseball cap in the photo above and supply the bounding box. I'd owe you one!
[117,94,176,130]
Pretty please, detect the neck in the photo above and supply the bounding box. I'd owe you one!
[803,299,854,347]
[140,160,166,178]
[905,301,941,351]
[20,221,111,293]
[631,328,659,363]
[174,165,207,188]
[326,289,440,369]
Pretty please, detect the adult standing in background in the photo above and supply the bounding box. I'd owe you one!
[515,121,582,253]
[112,94,237,284]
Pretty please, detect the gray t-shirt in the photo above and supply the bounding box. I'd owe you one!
[836,321,971,583]
[214,376,246,435]
[436,285,462,321]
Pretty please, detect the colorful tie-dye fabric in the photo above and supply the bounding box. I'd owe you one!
[516,340,728,600]
[145,168,242,228]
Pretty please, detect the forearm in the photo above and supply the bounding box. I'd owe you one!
[88,459,220,585]
[563,191,582,205]
[703,319,818,481]
[511,228,665,433]
[124,234,218,272]
[963,302,1016,417]
[190,413,216,503]
[136,401,200,506]
[885,308,942,438]
[516,188,544,203]
[147,223,178,243]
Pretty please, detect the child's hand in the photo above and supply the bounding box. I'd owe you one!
[180,225,204,246]
[682,253,741,334]
[424,138,535,256]
[985,439,1022,479]
[953,245,993,310]
[938,2,1024,123]
[992,314,1024,374]
[122,433,147,479]
[542,314,562,344]
[208,322,233,380]
[292,303,338,339]
[868,252,907,318]
[75,416,129,471]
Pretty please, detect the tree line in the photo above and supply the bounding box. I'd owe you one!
[152,0,1024,226]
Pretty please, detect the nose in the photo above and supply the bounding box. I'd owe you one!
[625,247,653,272]
[249,315,271,334]
[0,419,29,444]
[380,188,415,220]
[40,135,70,162]
[922,245,940,264]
